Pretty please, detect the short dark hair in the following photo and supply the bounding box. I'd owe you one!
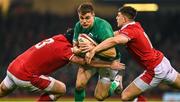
[77,2,94,15]
[118,6,137,20]
[64,28,74,44]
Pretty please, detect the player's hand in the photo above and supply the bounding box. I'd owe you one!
[85,50,96,64]
[110,60,125,70]
[79,42,95,53]
[72,46,82,54]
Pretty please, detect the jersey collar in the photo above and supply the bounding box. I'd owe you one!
[121,21,135,30]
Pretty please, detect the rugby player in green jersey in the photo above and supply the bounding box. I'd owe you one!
[72,2,124,101]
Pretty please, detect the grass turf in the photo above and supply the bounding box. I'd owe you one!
[0,96,162,102]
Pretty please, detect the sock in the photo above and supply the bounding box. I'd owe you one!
[137,95,147,102]
[109,75,123,95]
[37,93,54,102]
[109,81,119,96]
[74,89,86,102]
[133,95,147,102]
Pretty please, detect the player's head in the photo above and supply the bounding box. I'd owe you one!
[64,28,74,44]
[116,6,137,27]
[77,2,95,29]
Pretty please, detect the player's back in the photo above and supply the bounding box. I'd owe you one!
[8,34,73,79]
[119,22,163,70]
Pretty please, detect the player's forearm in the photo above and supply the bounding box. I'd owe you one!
[70,55,111,68]
[70,55,112,68]
[70,55,125,70]
[88,60,111,68]
[70,55,86,65]
[114,31,119,36]
[94,37,118,53]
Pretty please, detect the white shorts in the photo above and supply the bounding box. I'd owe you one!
[3,71,55,92]
[85,58,120,83]
[134,57,178,91]
[83,66,119,84]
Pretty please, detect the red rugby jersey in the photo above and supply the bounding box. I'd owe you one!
[118,22,163,70]
[8,34,73,80]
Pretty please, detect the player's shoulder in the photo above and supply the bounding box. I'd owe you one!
[74,22,83,31]
[75,21,81,27]
[52,34,72,48]
[52,34,63,38]
[121,22,140,32]
[52,34,67,41]
[95,17,112,29]
[127,22,142,30]
[95,17,110,24]
[134,22,144,31]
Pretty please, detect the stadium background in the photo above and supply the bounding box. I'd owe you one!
[0,0,179,101]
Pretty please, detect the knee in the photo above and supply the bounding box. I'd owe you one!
[76,82,86,90]
[52,83,66,101]
[94,92,108,101]
[0,84,7,97]
[60,83,66,95]
[55,82,66,96]
[121,92,132,101]
[0,86,3,97]
[94,94,106,101]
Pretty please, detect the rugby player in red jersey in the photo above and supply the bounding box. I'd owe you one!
[0,28,124,102]
[86,6,180,101]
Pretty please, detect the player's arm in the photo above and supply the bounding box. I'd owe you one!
[69,55,125,70]
[94,33,129,53]
[86,33,129,63]
[72,41,82,54]
[114,31,119,36]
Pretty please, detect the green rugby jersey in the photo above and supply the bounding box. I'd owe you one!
[73,17,121,60]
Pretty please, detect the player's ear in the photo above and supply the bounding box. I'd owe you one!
[124,16,129,22]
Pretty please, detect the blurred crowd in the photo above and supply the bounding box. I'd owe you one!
[0,3,180,98]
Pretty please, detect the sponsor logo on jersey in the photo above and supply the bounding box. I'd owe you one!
[88,33,93,38]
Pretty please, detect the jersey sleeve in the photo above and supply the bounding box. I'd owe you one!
[119,28,135,40]
[73,22,80,43]
[53,38,74,61]
[97,21,114,42]
[62,44,74,60]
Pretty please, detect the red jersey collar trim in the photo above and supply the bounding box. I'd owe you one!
[120,21,136,30]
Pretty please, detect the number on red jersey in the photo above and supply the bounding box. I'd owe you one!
[35,38,54,49]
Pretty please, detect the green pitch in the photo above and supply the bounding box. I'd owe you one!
[0,97,162,102]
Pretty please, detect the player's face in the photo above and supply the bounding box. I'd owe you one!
[116,12,126,28]
[78,12,95,29]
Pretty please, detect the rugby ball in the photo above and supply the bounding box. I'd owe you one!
[78,34,116,58]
